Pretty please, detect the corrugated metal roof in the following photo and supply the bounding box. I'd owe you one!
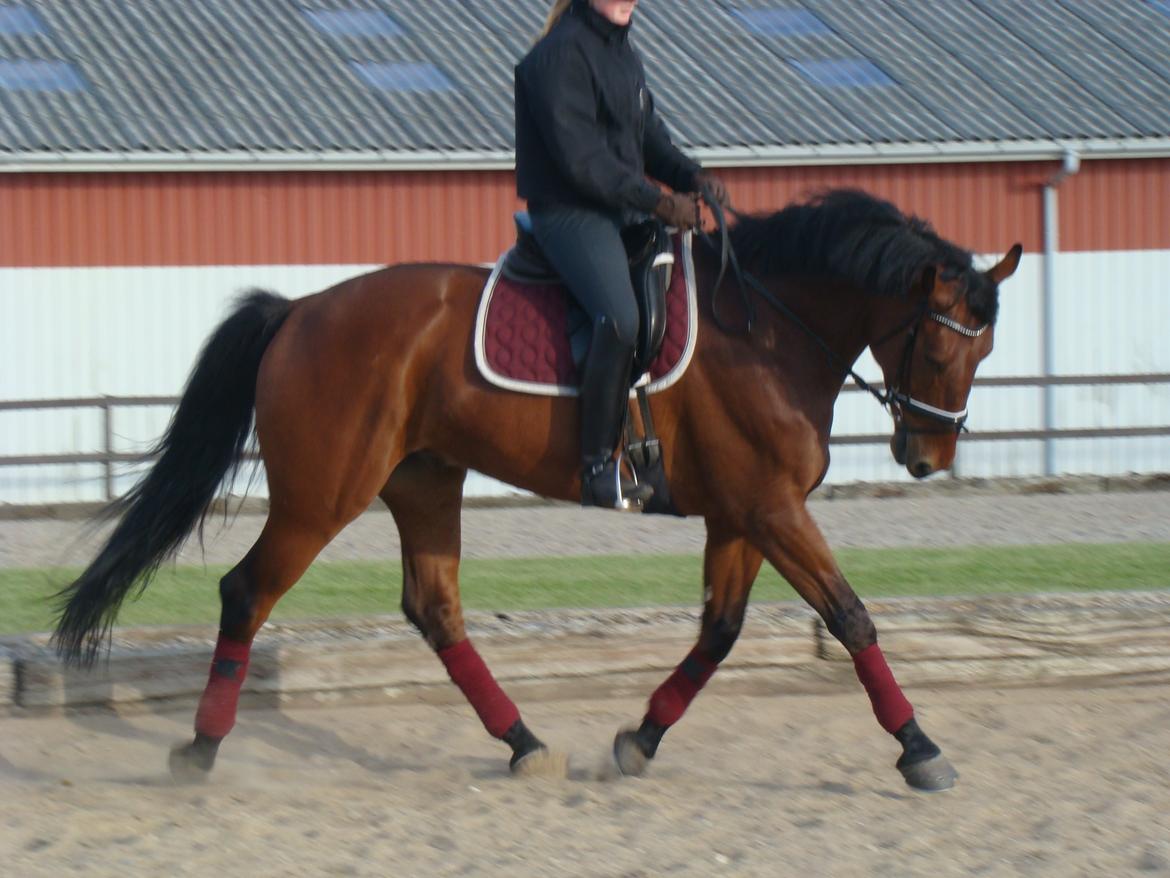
[0,0,1168,162]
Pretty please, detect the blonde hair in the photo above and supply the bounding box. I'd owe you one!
[540,0,572,38]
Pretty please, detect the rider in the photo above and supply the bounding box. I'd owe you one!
[515,0,730,509]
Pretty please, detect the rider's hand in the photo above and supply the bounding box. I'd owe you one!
[654,192,701,230]
[695,172,730,209]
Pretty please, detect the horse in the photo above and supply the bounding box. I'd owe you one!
[53,189,1021,791]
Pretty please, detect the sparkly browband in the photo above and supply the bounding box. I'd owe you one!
[929,312,987,338]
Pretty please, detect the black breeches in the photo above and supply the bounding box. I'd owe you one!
[528,205,640,346]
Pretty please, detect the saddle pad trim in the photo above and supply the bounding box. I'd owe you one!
[474,257,578,396]
[473,232,699,398]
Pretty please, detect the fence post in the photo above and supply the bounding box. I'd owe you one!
[102,398,114,501]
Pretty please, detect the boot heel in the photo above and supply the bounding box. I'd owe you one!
[582,458,654,510]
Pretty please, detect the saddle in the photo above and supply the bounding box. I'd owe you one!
[473,215,699,515]
[474,217,696,396]
[501,213,675,382]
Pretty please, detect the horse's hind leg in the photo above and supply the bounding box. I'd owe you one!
[614,522,762,775]
[381,453,566,777]
[168,511,334,781]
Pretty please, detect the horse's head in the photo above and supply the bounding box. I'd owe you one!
[870,244,1022,479]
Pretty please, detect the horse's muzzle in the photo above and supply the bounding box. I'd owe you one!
[892,423,948,479]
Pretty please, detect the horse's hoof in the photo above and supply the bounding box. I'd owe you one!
[899,753,958,792]
[168,742,214,784]
[510,747,568,779]
[613,729,650,777]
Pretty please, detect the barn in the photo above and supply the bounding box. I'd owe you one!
[2,0,1169,503]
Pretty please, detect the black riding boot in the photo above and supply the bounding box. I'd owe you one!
[580,316,654,510]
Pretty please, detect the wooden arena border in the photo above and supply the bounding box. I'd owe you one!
[2,591,1168,716]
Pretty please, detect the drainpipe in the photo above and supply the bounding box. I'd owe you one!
[1040,149,1080,476]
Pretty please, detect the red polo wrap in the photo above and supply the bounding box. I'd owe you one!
[439,638,521,739]
[852,642,914,733]
[194,634,252,739]
[647,647,719,728]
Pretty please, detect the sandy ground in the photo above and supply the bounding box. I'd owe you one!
[2,490,1169,569]
[2,684,1169,877]
[2,491,1168,876]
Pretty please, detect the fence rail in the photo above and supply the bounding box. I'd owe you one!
[3,373,1169,500]
[0,395,242,499]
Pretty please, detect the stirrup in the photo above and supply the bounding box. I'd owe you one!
[581,456,654,511]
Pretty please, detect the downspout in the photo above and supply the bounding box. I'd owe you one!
[1040,150,1080,476]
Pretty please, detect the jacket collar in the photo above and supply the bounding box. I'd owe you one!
[572,0,631,44]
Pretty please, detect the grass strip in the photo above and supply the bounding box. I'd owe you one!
[1,542,1167,636]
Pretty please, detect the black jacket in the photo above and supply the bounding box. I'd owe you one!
[514,0,701,216]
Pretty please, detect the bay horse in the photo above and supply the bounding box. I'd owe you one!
[53,189,1020,791]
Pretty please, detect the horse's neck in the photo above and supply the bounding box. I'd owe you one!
[769,279,870,366]
[697,256,873,398]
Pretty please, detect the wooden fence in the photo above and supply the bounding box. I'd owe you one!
[3,372,1169,500]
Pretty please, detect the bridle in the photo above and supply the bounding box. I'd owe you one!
[695,187,988,435]
[882,306,988,434]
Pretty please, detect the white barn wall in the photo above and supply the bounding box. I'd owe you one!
[1,265,359,504]
[0,262,518,502]
[1043,249,1170,476]
[2,251,1167,503]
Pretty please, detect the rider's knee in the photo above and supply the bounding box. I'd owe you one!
[597,303,640,350]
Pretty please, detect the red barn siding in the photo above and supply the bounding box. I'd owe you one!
[718,161,1049,256]
[0,170,525,268]
[1,158,1167,268]
[1059,158,1170,252]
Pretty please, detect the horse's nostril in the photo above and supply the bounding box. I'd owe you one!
[911,460,933,479]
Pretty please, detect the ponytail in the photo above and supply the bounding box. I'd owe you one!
[539,0,572,38]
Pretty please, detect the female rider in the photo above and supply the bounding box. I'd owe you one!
[515,0,730,509]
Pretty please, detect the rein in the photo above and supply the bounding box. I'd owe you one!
[695,187,986,433]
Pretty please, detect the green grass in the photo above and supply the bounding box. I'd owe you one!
[2,542,1168,636]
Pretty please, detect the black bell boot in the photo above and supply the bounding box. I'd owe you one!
[579,315,655,510]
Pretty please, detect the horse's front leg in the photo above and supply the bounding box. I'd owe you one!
[752,498,957,791]
[613,522,763,775]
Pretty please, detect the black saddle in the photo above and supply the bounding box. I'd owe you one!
[502,212,674,381]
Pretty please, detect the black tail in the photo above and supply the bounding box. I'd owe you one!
[53,290,293,666]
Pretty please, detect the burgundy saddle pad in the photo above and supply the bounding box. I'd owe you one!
[474,233,697,396]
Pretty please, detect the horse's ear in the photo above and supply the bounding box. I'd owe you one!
[987,244,1023,284]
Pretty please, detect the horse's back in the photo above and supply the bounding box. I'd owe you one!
[269,261,484,359]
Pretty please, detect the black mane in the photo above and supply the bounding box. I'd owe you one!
[728,189,999,324]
